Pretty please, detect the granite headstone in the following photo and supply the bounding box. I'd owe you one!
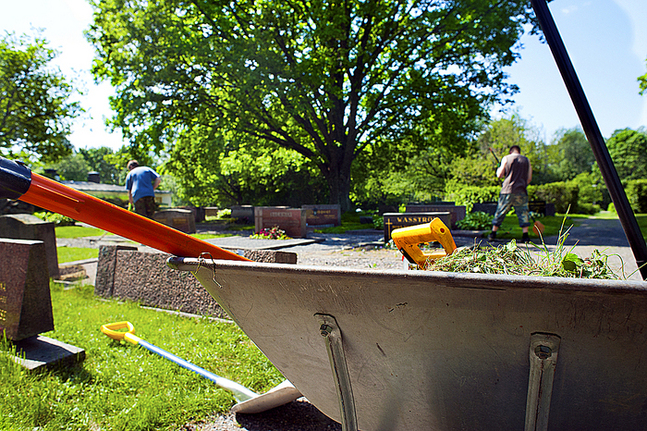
[0,238,54,341]
[383,212,452,242]
[0,214,59,278]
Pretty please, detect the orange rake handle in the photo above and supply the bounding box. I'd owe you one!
[0,157,249,261]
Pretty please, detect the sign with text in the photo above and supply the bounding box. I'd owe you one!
[0,238,54,341]
[405,204,466,228]
[302,204,341,227]
[383,212,452,242]
[254,207,307,238]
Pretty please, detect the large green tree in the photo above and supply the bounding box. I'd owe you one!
[547,127,594,181]
[0,33,81,162]
[604,128,647,182]
[88,0,536,211]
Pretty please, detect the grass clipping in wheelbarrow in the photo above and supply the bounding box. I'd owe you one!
[426,230,623,280]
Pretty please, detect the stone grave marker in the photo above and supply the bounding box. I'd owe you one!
[0,238,85,371]
[405,204,466,228]
[0,238,54,341]
[302,204,341,227]
[231,205,255,223]
[153,208,196,233]
[383,212,452,243]
[0,214,59,278]
[254,207,307,238]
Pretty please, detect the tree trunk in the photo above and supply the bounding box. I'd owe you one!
[323,164,352,213]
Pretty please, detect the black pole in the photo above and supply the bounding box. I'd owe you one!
[530,0,647,280]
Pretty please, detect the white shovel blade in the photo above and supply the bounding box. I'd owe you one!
[231,380,302,414]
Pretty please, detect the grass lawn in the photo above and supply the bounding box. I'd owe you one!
[492,214,578,240]
[1,283,282,431]
[58,247,99,263]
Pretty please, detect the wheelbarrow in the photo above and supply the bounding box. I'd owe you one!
[3,157,647,430]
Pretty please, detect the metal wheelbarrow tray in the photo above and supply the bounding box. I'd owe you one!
[168,257,647,431]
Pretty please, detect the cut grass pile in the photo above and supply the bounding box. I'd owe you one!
[1,283,283,431]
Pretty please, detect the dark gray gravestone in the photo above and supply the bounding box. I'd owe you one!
[302,204,341,227]
[383,212,452,242]
[0,214,59,278]
[405,204,466,228]
[0,238,54,341]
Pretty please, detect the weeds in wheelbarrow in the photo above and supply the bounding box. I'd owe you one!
[426,224,625,280]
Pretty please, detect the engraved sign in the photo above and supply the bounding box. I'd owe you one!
[383,212,452,242]
[0,239,54,341]
[254,207,307,238]
[303,205,341,227]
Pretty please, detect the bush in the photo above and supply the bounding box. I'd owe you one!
[626,179,647,213]
[528,182,579,214]
[456,211,492,230]
[34,211,76,226]
[444,184,500,212]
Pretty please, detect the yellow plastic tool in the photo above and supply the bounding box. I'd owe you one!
[391,218,457,269]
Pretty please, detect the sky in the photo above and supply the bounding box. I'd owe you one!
[0,0,646,151]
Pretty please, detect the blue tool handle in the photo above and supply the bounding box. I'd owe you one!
[138,339,258,401]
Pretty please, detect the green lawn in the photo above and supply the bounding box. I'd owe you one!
[57,247,99,263]
[1,283,282,431]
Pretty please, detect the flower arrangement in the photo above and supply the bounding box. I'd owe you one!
[250,226,290,240]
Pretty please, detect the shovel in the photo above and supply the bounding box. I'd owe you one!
[100,321,302,413]
[488,148,545,237]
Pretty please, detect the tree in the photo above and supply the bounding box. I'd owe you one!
[0,32,81,162]
[88,0,537,211]
[603,128,647,182]
[548,127,595,181]
[639,59,647,95]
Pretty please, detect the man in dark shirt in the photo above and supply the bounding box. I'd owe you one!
[488,145,533,243]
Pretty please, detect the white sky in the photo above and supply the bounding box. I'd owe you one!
[1,0,646,150]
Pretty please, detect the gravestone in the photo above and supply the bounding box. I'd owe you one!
[472,202,498,215]
[205,207,219,218]
[153,209,196,233]
[383,212,452,243]
[405,204,466,228]
[231,205,255,223]
[254,207,307,238]
[0,214,59,278]
[302,204,341,227]
[0,238,54,341]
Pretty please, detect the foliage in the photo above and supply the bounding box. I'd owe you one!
[34,211,76,226]
[427,229,621,279]
[528,182,579,214]
[0,32,80,162]
[444,185,500,212]
[88,0,538,212]
[0,283,282,430]
[546,127,595,181]
[601,128,647,181]
[626,179,647,214]
[456,212,492,230]
[164,127,327,207]
[250,226,290,240]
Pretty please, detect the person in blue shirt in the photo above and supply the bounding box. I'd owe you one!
[125,160,161,218]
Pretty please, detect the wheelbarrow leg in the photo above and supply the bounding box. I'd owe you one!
[525,333,561,431]
[316,313,358,431]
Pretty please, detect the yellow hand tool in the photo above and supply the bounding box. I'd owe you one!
[391,218,457,269]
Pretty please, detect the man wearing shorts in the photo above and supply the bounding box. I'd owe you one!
[125,160,161,218]
[488,145,533,243]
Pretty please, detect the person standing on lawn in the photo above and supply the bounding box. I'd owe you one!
[488,145,533,242]
[125,160,161,218]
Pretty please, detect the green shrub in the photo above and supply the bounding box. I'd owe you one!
[626,179,647,213]
[529,182,579,214]
[34,211,76,226]
[444,184,500,212]
[456,211,492,230]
